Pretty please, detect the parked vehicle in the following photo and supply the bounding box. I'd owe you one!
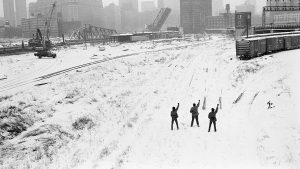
[34,48,56,59]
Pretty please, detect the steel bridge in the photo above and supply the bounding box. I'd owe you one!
[68,25,117,42]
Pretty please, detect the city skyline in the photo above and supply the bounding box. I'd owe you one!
[0,0,266,17]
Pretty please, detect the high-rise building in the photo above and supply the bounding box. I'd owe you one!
[141,1,156,12]
[104,3,121,31]
[264,0,300,25]
[266,0,300,6]
[15,0,27,27]
[119,0,139,32]
[3,0,16,27]
[28,0,104,27]
[180,0,212,34]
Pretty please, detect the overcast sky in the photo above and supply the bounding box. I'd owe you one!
[0,0,265,17]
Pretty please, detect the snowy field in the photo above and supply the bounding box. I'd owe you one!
[0,35,299,169]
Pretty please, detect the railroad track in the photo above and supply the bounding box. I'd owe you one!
[0,42,204,94]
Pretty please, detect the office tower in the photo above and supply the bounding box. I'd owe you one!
[3,0,16,27]
[180,0,212,33]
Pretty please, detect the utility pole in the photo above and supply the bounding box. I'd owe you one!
[246,14,249,38]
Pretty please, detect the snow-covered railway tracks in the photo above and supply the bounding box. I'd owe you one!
[0,43,202,94]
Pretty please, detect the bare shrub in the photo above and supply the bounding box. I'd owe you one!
[72,117,95,130]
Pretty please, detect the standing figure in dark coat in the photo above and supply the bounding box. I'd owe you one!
[208,104,219,132]
[171,103,180,130]
[190,100,200,127]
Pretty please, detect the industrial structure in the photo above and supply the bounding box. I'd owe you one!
[28,0,104,30]
[180,0,212,33]
[147,8,172,32]
[21,17,59,38]
[263,0,300,26]
[205,4,235,32]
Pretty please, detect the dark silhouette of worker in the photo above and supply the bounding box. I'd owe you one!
[190,100,200,127]
[267,101,274,109]
[171,103,180,130]
[208,104,219,132]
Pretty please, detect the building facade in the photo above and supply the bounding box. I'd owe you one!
[264,0,300,25]
[28,0,104,27]
[15,0,28,27]
[206,4,234,30]
[180,0,212,34]
[21,17,59,38]
[119,0,139,32]
[104,3,121,32]
[266,0,300,6]
[3,0,16,27]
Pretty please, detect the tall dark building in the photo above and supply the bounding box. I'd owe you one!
[15,0,27,26]
[3,0,16,27]
[180,0,212,33]
[119,0,139,32]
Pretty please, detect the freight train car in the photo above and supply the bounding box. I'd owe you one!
[236,31,300,59]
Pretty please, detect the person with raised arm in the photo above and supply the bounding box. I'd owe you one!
[171,103,180,130]
[190,100,200,127]
[208,104,219,132]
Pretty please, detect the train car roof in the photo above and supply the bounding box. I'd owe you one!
[239,31,300,41]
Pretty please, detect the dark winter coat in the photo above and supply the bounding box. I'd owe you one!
[208,106,219,121]
[190,102,200,116]
[171,104,179,119]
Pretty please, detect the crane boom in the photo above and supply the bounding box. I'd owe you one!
[43,2,56,48]
[147,8,171,32]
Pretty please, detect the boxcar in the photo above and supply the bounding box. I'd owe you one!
[284,36,292,50]
[291,36,299,49]
[249,40,259,57]
[277,37,285,51]
[296,35,300,48]
[267,37,277,52]
[236,39,250,58]
[257,39,267,56]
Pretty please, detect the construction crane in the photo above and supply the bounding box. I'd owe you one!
[146,8,171,32]
[29,2,56,48]
[42,2,56,49]
[34,2,57,59]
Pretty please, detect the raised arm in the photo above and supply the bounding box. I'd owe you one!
[215,104,219,113]
[197,100,200,108]
[176,103,180,111]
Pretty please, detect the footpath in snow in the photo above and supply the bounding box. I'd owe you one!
[0,36,299,169]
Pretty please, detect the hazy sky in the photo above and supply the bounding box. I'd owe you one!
[0,0,265,17]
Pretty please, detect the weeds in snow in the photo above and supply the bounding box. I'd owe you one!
[72,117,95,130]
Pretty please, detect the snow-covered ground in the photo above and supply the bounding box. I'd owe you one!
[0,35,299,169]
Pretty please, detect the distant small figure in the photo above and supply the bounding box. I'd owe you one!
[208,104,219,132]
[267,101,274,109]
[171,103,180,130]
[190,100,200,127]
